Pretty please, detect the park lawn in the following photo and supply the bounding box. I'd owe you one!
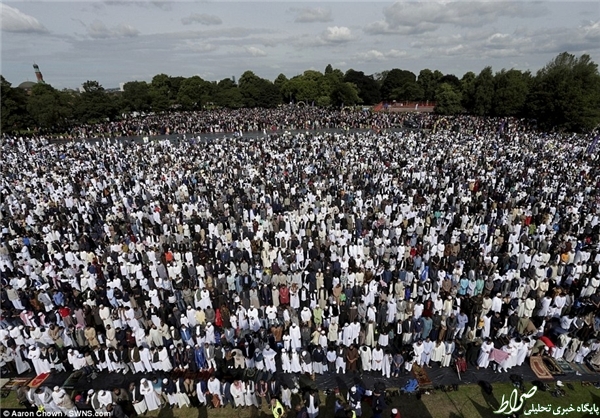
[1,382,599,418]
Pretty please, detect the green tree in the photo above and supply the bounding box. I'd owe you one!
[121,81,152,112]
[439,74,461,90]
[344,70,381,105]
[492,69,531,117]
[169,76,186,101]
[417,69,443,102]
[177,76,211,110]
[1,76,30,132]
[27,83,73,129]
[380,69,417,100]
[434,83,463,115]
[460,71,476,112]
[391,81,424,102]
[238,71,280,108]
[213,78,243,108]
[330,82,360,107]
[282,73,321,104]
[150,74,173,112]
[473,67,495,116]
[75,80,118,124]
[527,52,600,131]
[274,73,288,103]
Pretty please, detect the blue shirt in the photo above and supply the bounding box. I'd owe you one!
[53,292,65,306]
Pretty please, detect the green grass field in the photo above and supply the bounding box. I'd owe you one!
[1,382,599,418]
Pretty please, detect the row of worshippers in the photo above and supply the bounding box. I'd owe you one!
[17,376,315,414]
[2,285,600,380]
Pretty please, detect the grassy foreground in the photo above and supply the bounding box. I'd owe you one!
[1,382,599,418]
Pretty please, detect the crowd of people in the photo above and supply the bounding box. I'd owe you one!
[26,105,533,140]
[36,106,422,139]
[0,111,599,417]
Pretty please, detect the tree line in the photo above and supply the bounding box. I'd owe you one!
[2,52,599,133]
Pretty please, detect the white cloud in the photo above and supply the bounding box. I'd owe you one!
[402,19,600,62]
[0,4,48,34]
[356,50,385,61]
[354,49,407,61]
[103,1,172,11]
[181,41,217,53]
[150,1,173,11]
[290,7,332,23]
[386,49,407,58]
[320,26,354,44]
[87,20,139,39]
[181,13,223,26]
[365,2,546,35]
[115,23,140,37]
[246,46,266,57]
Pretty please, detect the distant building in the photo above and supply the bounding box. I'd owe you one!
[17,64,46,94]
[17,81,36,92]
[33,63,45,84]
[17,81,37,95]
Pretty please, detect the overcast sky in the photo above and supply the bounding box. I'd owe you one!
[1,1,599,89]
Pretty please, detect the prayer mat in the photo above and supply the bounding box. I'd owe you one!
[1,378,31,397]
[28,372,50,388]
[570,362,596,375]
[587,362,600,374]
[183,371,199,380]
[171,370,186,379]
[530,357,553,380]
[62,371,84,390]
[542,357,565,376]
[555,359,574,373]
[412,365,433,388]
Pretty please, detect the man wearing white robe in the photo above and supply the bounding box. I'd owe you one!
[422,338,434,367]
[131,382,148,415]
[515,338,529,366]
[442,341,455,367]
[207,376,223,405]
[205,323,216,344]
[28,345,51,375]
[99,305,113,329]
[431,341,445,364]
[263,345,277,373]
[36,387,61,413]
[289,323,302,350]
[477,339,494,369]
[342,323,353,347]
[97,390,114,409]
[140,378,162,411]
[281,349,292,373]
[371,345,384,371]
[158,346,173,372]
[491,293,503,313]
[230,381,246,407]
[382,352,392,378]
[290,349,302,373]
[412,340,425,367]
[359,345,371,372]
[140,347,153,372]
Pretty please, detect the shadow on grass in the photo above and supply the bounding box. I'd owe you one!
[197,405,208,418]
[581,390,600,418]
[463,386,500,418]
[157,405,175,418]
[479,385,500,411]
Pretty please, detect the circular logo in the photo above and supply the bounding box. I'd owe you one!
[2,410,10,417]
